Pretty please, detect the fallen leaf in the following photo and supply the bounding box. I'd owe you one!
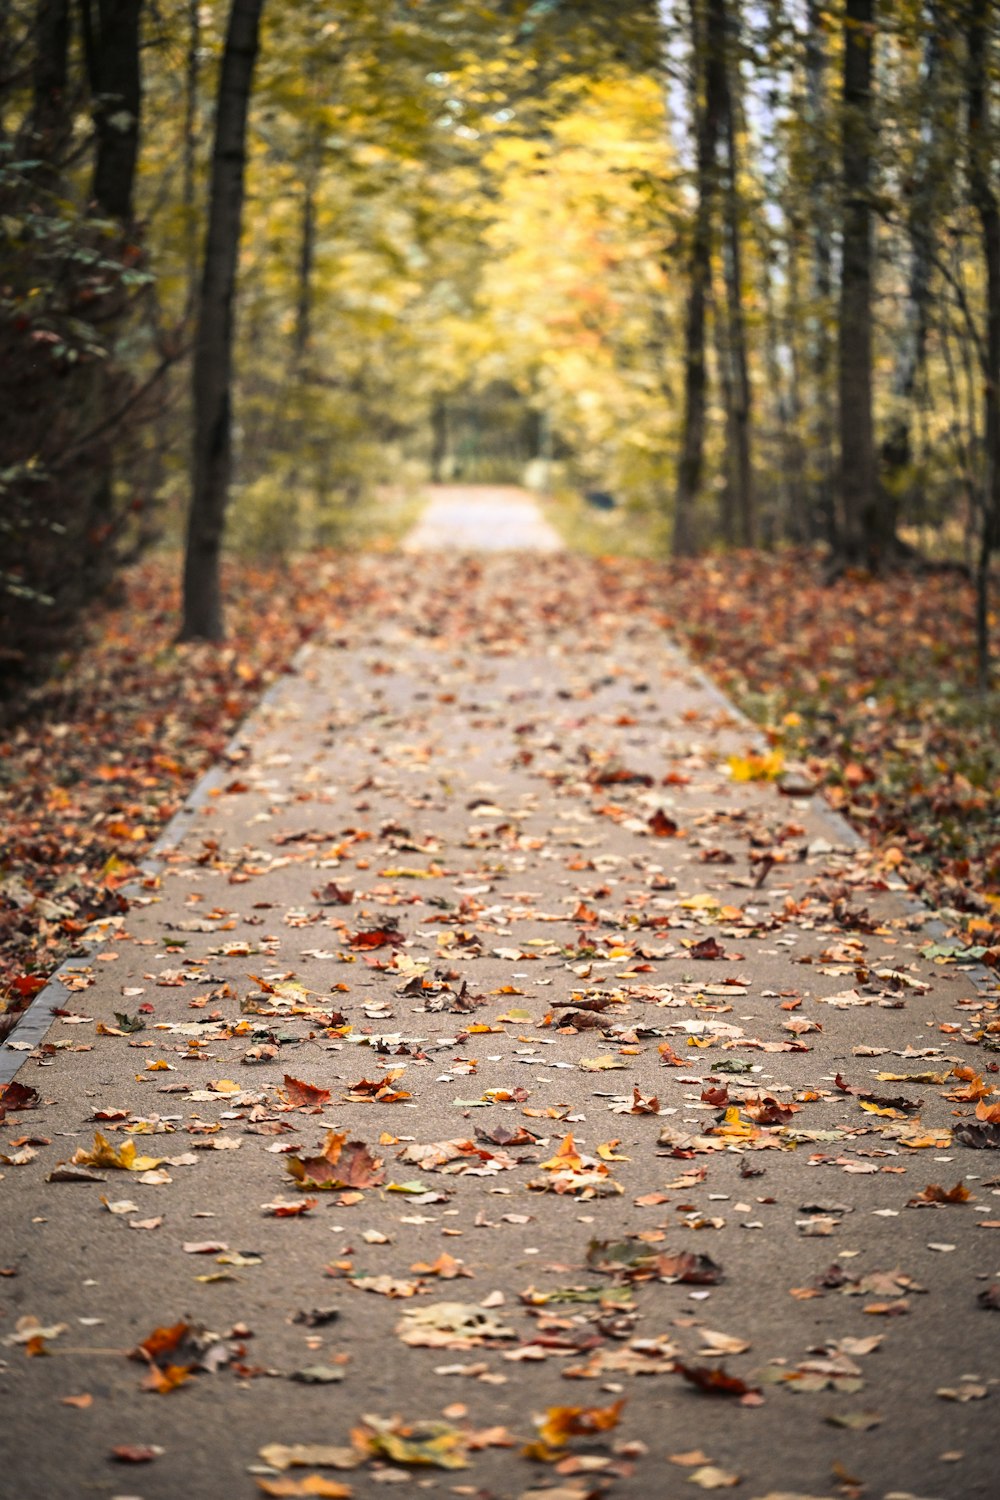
[286,1132,385,1191]
[353,1414,469,1469]
[257,1444,361,1472]
[537,1399,625,1446]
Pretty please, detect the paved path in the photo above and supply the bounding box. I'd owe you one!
[402,484,563,552]
[1,551,997,1500]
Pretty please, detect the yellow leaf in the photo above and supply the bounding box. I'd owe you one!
[727,751,784,782]
[71,1132,164,1172]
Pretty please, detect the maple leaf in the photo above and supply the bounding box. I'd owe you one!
[70,1131,165,1172]
[343,1071,411,1103]
[279,1075,332,1109]
[673,1361,759,1397]
[286,1132,385,1191]
[0,1082,39,1120]
[689,936,727,960]
[944,1066,992,1102]
[536,1398,625,1446]
[353,1414,469,1469]
[906,1180,972,1207]
[539,1134,587,1172]
[727,750,784,782]
[348,927,405,950]
[658,1042,685,1067]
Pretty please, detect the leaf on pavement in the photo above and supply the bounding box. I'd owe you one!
[279,1075,332,1110]
[352,1414,469,1469]
[286,1132,384,1191]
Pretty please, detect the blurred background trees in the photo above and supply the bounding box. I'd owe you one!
[1,0,998,680]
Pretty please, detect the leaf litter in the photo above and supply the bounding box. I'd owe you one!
[0,550,997,1496]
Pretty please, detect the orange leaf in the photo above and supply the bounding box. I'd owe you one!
[537,1399,625,1446]
[280,1075,332,1109]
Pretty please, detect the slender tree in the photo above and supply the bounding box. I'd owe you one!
[718,0,753,546]
[836,0,881,567]
[180,0,265,641]
[672,0,725,557]
[880,5,946,532]
[29,0,72,160]
[966,0,999,687]
[803,0,836,544]
[79,0,143,223]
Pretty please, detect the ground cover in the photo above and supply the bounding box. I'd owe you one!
[0,546,998,1498]
[1,548,996,1038]
[660,552,1000,946]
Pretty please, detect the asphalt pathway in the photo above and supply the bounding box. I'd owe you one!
[401,484,563,552]
[0,504,997,1500]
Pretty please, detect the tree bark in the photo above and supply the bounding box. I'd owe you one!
[182,0,200,324]
[180,0,265,642]
[719,0,754,546]
[79,0,143,223]
[836,0,883,567]
[880,8,944,531]
[672,0,725,557]
[430,397,449,484]
[804,0,836,546]
[29,0,72,162]
[966,0,999,689]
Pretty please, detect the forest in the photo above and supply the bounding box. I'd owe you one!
[3,9,1000,1488]
[2,0,998,667]
[1,2,998,1028]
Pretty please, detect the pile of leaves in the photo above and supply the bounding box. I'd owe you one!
[0,554,350,1031]
[660,549,1000,939]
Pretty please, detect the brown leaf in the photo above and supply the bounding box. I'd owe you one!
[0,1081,39,1119]
[280,1075,332,1109]
[537,1399,625,1446]
[131,1321,191,1363]
[673,1361,759,1397]
[286,1132,385,1191]
[907,1180,972,1207]
[348,927,404,950]
[689,937,726,960]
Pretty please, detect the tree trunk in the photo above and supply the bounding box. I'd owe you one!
[291,127,323,375]
[836,0,883,567]
[719,0,754,546]
[182,0,200,325]
[180,0,265,642]
[880,9,944,532]
[430,398,449,483]
[672,0,725,558]
[966,0,999,689]
[80,0,143,223]
[29,0,72,162]
[804,0,836,546]
[713,276,736,546]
